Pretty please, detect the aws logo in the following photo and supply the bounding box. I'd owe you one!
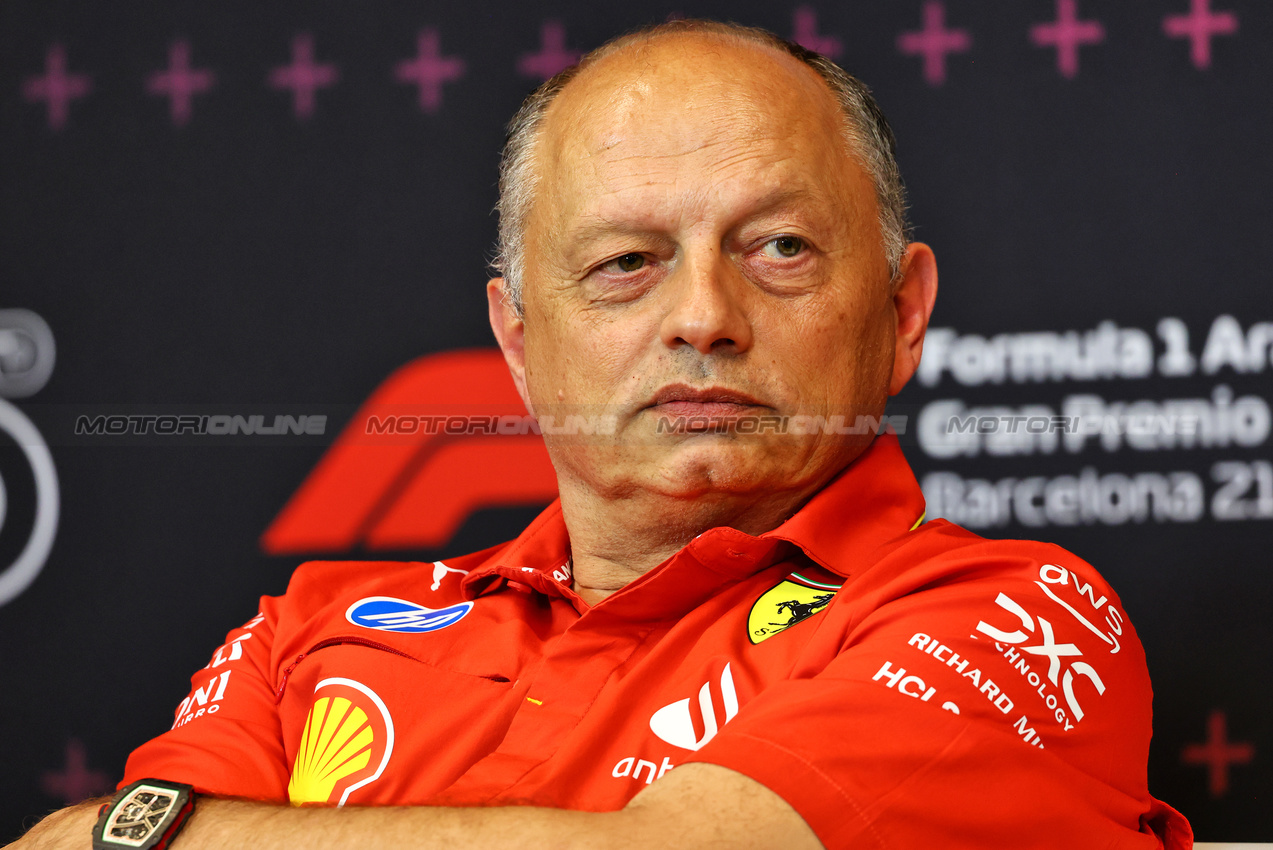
[288,678,394,806]
[747,571,842,644]
[261,349,558,555]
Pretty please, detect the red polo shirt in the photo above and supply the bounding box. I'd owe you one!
[122,434,1191,848]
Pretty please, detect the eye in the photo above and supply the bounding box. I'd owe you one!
[603,253,646,273]
[761,236,805,258]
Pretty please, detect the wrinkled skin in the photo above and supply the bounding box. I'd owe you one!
[489,32,938,598]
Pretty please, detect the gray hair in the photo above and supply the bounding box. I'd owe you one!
[492,19,912,315]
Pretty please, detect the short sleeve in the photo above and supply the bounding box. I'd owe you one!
[119,597,289,801]
[684,546,1191,849]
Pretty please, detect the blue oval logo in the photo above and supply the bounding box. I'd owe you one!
[345,596,474,634]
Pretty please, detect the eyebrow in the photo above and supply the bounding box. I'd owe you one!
[562,185,840,255]
[565,220,669,250]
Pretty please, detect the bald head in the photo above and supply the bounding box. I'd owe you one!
[542,31,847,181]
[493,20,910,314]
[529,33,880,283]
[545,29,845,147]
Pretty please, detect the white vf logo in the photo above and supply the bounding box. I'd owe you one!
[649,663,739,751]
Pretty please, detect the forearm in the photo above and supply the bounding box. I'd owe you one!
[177,799,632,850]
[9,799,629,850]
[9,764,818,850]
[7,800,105,850]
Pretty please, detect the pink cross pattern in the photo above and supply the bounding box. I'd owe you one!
[1031,0,1105,79]
[396,29,466,114]
[1163,0,1238,70]
[146,40,216,127]
[40,739,111,805]
[22,44,92,131]
[791,6,842,59]
[897,1,972,87]
[269,33,340,120]
[518,21,581,81]
[1182,709,1254,798]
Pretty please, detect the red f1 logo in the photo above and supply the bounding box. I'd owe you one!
[261,349,558,554]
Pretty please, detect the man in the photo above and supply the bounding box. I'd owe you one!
[14,20,1190,849]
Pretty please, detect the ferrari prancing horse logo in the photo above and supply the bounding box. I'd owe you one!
[748,572,842,644]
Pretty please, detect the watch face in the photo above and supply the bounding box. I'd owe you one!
[95,780,193,849]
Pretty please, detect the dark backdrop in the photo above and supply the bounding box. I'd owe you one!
[2,1,1269,841]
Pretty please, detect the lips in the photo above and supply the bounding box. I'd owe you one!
[645,383,768,421]
[650,383,764,406]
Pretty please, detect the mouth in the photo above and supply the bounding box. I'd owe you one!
[645,384,769,430]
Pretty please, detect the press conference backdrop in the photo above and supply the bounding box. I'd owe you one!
[2,0,1269,841]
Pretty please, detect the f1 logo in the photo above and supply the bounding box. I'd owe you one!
[261,349,557,554]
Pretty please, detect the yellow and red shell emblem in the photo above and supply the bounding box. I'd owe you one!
[288,677,394,805]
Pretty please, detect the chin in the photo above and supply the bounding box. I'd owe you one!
[646,441,795,498]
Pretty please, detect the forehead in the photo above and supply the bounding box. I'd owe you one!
[533,34,865,231]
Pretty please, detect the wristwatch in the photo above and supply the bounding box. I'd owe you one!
[92,778,194,850]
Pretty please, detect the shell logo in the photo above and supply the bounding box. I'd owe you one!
[288,677,394,806]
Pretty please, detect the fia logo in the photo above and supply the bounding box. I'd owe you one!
[649,663,739,751]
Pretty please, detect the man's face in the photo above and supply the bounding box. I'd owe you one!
[495,35,915,507]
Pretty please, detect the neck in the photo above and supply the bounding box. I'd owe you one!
[560,484,818,607]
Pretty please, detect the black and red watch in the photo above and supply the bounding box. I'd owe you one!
[92,778,195,850]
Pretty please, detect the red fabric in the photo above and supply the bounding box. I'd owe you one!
[122,434,1191,848]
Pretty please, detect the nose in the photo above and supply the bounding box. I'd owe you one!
[658,249,754,355]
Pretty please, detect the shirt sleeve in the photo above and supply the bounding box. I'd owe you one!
[683,540,1192,849]
[119,596,290,801]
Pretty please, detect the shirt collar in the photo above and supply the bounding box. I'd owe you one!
[462,432,926,598]
[461,499,573,601]
[759,432,927,576]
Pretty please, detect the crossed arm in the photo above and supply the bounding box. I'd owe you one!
[9,762,822,850]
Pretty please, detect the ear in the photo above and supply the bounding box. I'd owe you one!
[487,277,533,413]
[888,242,939,396]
